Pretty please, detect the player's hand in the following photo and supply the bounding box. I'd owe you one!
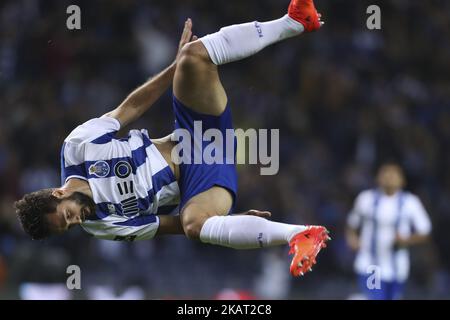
[347,236,360,251]
[346,230,360,251]
[234,209,272,219]
[175,18,198,64]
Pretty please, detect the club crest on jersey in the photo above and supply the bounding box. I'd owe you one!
[88,161,110,178]
[114,161,132,178]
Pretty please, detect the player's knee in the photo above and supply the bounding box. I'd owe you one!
[180,205,208,240]
[183,221,203,240]
[178,41,208,69]
[182,217,204,240]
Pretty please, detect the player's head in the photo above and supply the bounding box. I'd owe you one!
[376,163,405,195]
[14,189,96,240]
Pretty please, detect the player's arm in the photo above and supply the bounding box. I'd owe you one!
[395,196,432,248]
[394,234,430,248]
[346,227,360,251]
[156,215,185,236]
[105,19,196,128]
[105,65,176,128]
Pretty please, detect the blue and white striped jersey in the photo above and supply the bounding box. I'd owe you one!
[347,189,432,282]
[60,116,180,241]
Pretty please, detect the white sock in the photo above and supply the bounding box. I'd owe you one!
[200,14,304,65]
[199,215,307,250]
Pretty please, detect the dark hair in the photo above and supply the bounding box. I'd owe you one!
[14,189,60,240]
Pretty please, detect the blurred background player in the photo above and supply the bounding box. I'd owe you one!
[346,163,432,300]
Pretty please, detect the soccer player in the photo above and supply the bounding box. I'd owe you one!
[14,0,330,277]
[346,163,432,299]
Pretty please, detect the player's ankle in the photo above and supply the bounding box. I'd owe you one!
[283,14,305,34]
[287,225,308,242]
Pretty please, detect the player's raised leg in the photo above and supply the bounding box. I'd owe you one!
[175,0,328,277]
[174,0,323,116]
[180,187,330,276]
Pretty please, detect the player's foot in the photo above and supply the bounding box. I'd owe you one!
[288,0,323,32]
[288,226,330,277]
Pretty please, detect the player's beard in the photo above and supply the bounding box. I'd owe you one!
[66,192,97,221]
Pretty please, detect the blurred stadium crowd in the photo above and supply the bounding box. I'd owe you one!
[0,0,449,299]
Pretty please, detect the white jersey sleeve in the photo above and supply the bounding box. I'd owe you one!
[64,116,121,145]
[81,215,160,241]
[61,116,121,183]
[406,195,432,235]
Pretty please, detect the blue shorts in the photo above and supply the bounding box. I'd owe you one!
[172,95,238,210]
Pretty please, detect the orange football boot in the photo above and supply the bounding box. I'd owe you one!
[288,0,323,32]
[289,226,330,277]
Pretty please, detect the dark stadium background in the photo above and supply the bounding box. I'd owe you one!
[0,0,448,299]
